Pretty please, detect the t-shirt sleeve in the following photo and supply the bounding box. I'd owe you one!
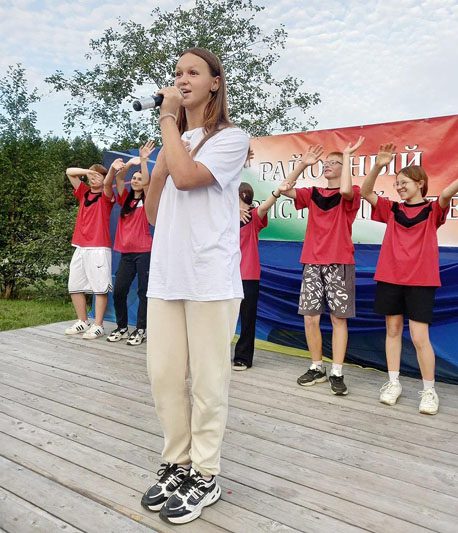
[343,185,361,212]
[102,190,114,205]
[432,199,450,227]
[294,187,312,210]
[371,195,393,224]
[194,128,250,190]
[253,208,268,232]
[117,188,128,207]
[73,182,89,201]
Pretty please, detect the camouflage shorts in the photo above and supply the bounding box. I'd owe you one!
[298,264,356,318]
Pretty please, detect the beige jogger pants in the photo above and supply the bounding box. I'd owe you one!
[146,298,241,476]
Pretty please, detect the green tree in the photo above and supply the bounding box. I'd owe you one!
[0,65,99,298]
[47,0,320,146]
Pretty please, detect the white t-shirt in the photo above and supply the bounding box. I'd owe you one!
[147,126,250,301]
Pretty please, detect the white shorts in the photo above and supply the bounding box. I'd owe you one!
[68,247,113,294]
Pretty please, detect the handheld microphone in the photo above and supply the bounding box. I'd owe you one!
[132,95,164,111]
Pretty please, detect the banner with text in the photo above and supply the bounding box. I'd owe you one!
[242,115,458,246]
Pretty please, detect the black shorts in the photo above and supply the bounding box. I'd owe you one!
[374,282,436,324]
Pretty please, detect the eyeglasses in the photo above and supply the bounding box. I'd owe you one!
[393,180,414,189]
[323,160,343,167]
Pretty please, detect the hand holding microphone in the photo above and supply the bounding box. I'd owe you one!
[133,87,184,114]
[132,95,164,111]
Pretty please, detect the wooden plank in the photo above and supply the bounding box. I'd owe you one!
[1,321,457,533]
[0,406,441,532]
[0,433,217,533]
[0,416,295,533]
[245,355,458,406]
[2,337,457,451]
[3,328,458,425]
[1,363,456,506]
[0,394,433,533]
[2,383,456,523]
[0,487,82,533]
[1,457,154,533]
[5,346,456,469]
[1,384,456,532]
[1,361,457,496]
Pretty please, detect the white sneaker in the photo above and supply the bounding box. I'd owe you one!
[419,388,439,415]
[126,328,146,346]
[379,381,402,405]
[106,327,129,342]
[65,320,90,335]
[82,324,105,340]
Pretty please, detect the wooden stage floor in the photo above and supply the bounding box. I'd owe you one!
[0,321,457,532]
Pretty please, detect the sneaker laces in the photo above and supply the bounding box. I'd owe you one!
[177,473,208,499]
[418,388,436,407]
[156,462,178,483]
[380,381,398,393]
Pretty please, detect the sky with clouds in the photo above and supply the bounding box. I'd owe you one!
[0,0,457,139]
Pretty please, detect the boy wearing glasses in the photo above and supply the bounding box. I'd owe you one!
[279,138,364,395]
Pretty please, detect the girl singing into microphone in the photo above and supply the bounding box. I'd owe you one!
[141,48,249,525]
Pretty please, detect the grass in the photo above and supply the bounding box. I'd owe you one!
[0,298,76,331]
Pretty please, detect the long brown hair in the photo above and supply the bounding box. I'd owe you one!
[397,165,429,197]
[176,47,232,155]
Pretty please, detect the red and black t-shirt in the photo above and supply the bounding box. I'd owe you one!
[294,185,361,265]
[72,183,114,247]
[371,197,449,286]
[240,208,268,280]
[114,189,152,254]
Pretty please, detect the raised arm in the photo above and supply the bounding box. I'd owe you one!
[139,141,156,193]
[113,156,144,198]
[341,136,365,200]
[66,167,89,190]
[278,144,324,200]
[257,186,282,219]
[439,177,458,209]
[145,149,169,225]
[104,158,125,198]
[361,143,396,207]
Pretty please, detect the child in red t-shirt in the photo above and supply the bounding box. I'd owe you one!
[232,181,282,370]
[361,143,458,415]
[106,142,155,346]
[65,161,121,340]
[280,139,364,396]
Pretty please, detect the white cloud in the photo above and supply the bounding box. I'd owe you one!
[0,0,457,136]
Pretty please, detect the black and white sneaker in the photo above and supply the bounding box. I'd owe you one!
[141,463,190,512]
[126,328,146,346]
[106,327,129,342]
[159,470,221,524]
[297,366,327,386]
[329,374,348,395]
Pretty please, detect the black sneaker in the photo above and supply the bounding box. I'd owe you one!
[329,374,348,395]
[141,463,190,512]
[297,366,327,386]
[159,470,221,524]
